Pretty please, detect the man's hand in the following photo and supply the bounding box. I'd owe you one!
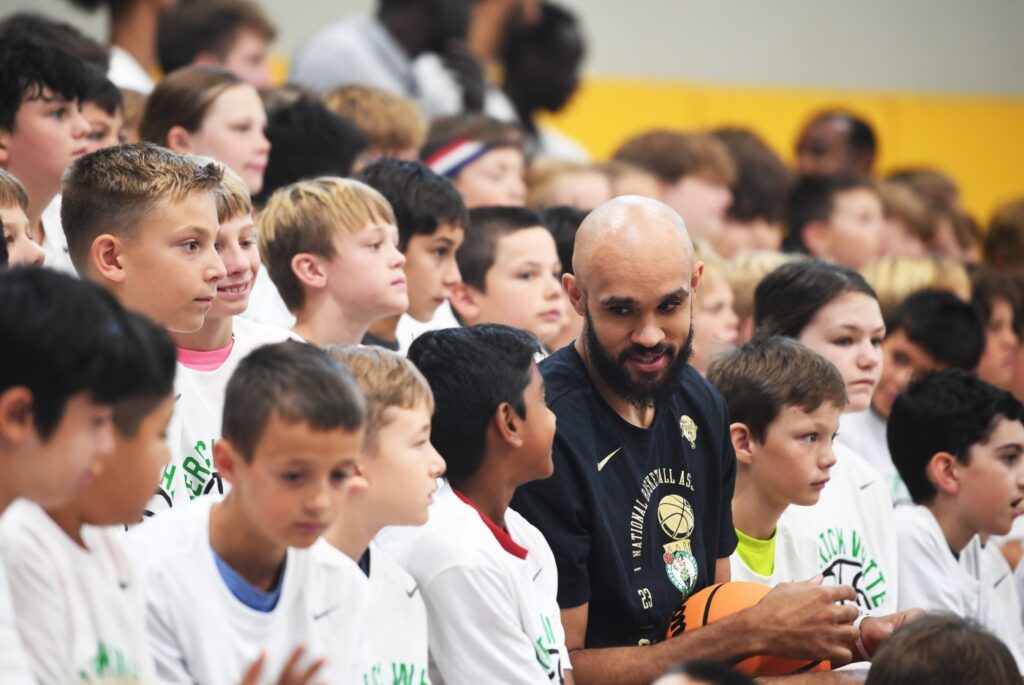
[857,609,926,658]
[441,39,486,112]
[745,576,860,663]
[240,646,325,685]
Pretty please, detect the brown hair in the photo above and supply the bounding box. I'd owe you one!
[878,180,934,243]
[325,345,434,454]
[139,65,245,147]
[985,198,1024,272]
[0,168,29,210]
[61,142,223,272]
[612,131,736,186]
[157,0,276,74]
[323,85,426,155]
[258,176,396,312]
[421,113,525,162]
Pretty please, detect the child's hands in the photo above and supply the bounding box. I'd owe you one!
[240,646,326,685]
[856,609,926,658]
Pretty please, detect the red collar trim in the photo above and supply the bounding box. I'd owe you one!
[452,488,528,560]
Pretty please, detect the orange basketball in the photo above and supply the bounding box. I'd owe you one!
[666,582,830,676]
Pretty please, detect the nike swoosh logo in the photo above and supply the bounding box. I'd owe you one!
[995,572,1008,588]
[533,567,543,581]
[174,393,182,402]
[859,481,874,490]
[406,584,420,599]
[597,448,622,472]
[313,605,340,621]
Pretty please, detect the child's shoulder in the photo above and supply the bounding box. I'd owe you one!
[0,500,64,559]
[231,317,300,352]
[123,497,217,575]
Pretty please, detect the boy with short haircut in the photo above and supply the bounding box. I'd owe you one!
[126,342,371,684]
[612,131,736,242]
[323,85,427,169]
[158,0,277,89]
[259,176,409,346]
[61,142,227,335]
[782,173,884,270]
[355,159,467,350]
[451,206,565,351]
[839,290,985,505]
[1,312,175,685]
[707,336,847,586]
[985,197,1024,276]
[322,346,446,684]
[0,38,90,272]
[0,267,149,681]
[80,65,125,155]
[889,369,1024,668]
[378,325,572,684]
[0,168,44,267]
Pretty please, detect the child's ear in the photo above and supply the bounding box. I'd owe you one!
[291,253,327,290]
[492,401,524,450]
[0,129,11,166]
[213,439,244,487]
[801,221,830,259]
[165,126,194,154]
[563,274,585,317]
[450,283,481,324]
[0,387,35,445]
[91,235,127,285]
[926,451,961,496]
[191,52,220,67]
[729,422,755,466]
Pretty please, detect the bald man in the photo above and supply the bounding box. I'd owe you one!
[511,197,871,685]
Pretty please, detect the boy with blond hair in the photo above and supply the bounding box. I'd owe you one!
[259,177,409,345]
[126,342,371,684]
[323,84,427,169]
[707,336,847,586]
[322,345,445,684]
[0,168,44,267]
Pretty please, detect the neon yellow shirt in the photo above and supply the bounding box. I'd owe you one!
[734,527,776,577]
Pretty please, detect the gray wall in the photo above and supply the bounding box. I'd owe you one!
[4,0,1024,94]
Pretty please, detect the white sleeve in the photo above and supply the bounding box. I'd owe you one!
[422,564,553,685]
[143,573,193,685]
[895,520,964,614]
[0,563,36,685]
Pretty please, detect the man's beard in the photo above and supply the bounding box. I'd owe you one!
[583,308,694,409]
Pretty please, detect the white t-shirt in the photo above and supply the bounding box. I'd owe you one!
[0,500,156,685]
[779,442,899,615]
[314,542,431,685]
[107,46,154,94]
[125,497,369,685]
[240,271,296,330]
[395,302,461,355]
[376,481,571,684]
[0,545,34,685]
[39,195,77,276]
[150,318,295,516]
[896,505,1024,671]
[838,410,911,506]
[972,539,1024,659]
[729,523,820,587]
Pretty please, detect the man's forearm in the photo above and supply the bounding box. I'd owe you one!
[570,612,763,685]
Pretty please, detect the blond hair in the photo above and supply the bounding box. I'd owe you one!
[526,158,608,209]
[861,255,971,322]
[326,345,434,454]
[693,241,728,303]
[725,250,807,323]
[0,168,28,210]
[879,181,934,243]
[612,131,736,186]
[61,142,223,272]
[322,85,426,154]
[259,176,396,312]
[213,164,252,222]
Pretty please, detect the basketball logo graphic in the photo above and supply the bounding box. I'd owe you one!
[679,415,698,449]
[657,494,695,540]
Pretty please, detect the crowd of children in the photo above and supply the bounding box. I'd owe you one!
[2,1,1024,684]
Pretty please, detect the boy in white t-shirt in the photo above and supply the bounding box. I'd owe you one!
[0,268,146,684]
[0,169,44,268]
[126,342,372,684]
[840,289,984,506]
[158,163,295,513]
[1,313,175,685]
[890,369,1024,669]
[707,336,846,587]
[322,346,446,683]
[378,324,573,684]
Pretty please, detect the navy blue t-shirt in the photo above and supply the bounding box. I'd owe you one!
[512,345,738,648]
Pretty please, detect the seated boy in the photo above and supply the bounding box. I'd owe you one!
[258,176,409,346]
[163,163,296,511]
[323,84,427,169]
[839,290,984,505]
[125,342,371,684]
[0,38,89,273]
[450,206,565,352]
[158,0,277,89]
[612,131,735,242]
[970,267,1022,392]
[355,159,467,350]
[707,336,847,586]
[985,197,1024,277]
[0,168,44,267]
[377,325,573,684]
[1,312,175,685]
[79,65,126,156]
[781,174,884,270]
[321,346,446,683]
[0,267,148,680]
[889,369,1024,669]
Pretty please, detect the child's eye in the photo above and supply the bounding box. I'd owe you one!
[1002,454,1021,467]
[330,467,354,483]
[281,471,304,484]
[832,337,854,347]
[240,239,257,249]
[51,107,68,120]
[517,271,535,281]
[433,247,449,259]
[871,337,884,347]
[801,433,819,443]
[182,240,200,253]
[370,241,383,251]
